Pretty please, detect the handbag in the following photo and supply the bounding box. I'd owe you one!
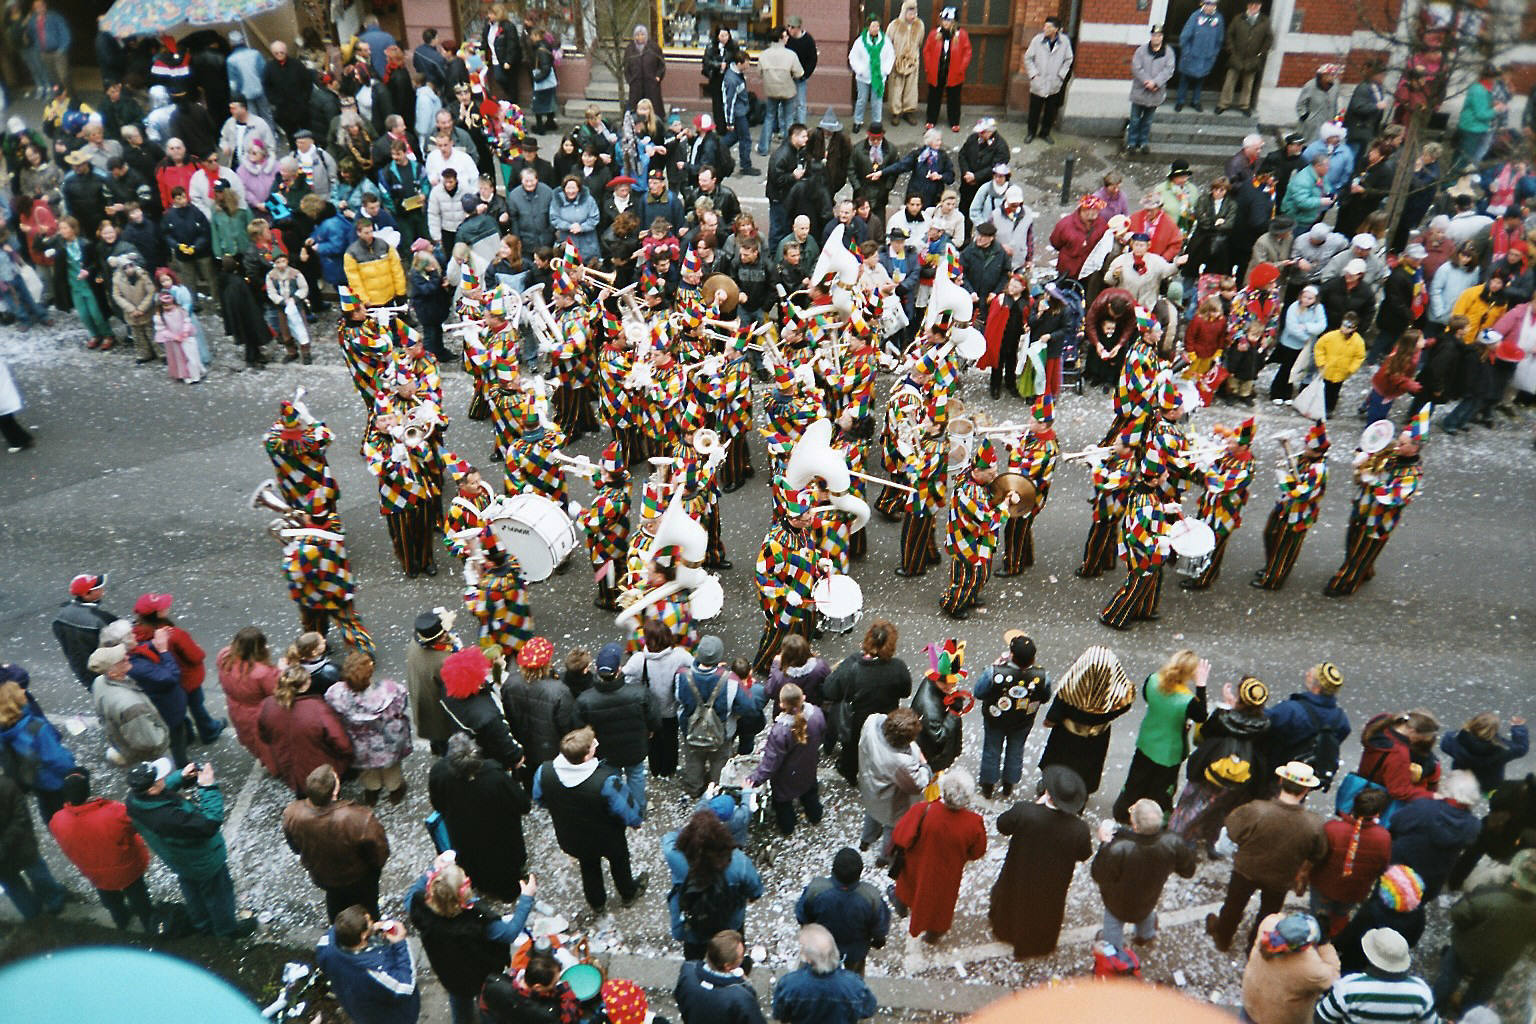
[424,810,451,853]
[886,801,932,880]
[1293,375,1327,420]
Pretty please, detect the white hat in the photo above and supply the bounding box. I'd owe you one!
[1003,185,1024,206]
[1274,761,1321,789]
[1428,214,1452,233]
[1321,122,1347,141]
[1351,233,1376,250]
[1361,928,1411,973]
[1403,243,1428,260]
[1344,258,1368,276]
[6,116,24,135]
[1242,133,1264,149]
[992,162,1010,176]
[1308,222,1330,241]
[975,117,997,134]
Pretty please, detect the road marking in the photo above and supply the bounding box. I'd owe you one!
[224,758,266,854]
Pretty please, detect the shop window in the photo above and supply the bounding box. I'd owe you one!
[656,0,780,53]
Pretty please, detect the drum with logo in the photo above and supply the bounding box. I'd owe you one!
[486,493,579,582]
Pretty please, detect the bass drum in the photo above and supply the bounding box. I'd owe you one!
[811,573,864,634]
[487,493,579,582]
[691,574,725,620]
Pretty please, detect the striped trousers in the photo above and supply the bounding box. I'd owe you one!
[875,484,906,519]
[940,557,991,616]
[1325,524,1390,596]
[849,527,867,561]
[614,423,648,467]
[719,433,753,490]
[753,607,816,674]
[1078,515,1119,578]
[385,502,439,576]
[553,381,583,438]
[1182,531,1233,590]
[1100,566,1163,629]
[1254,507,1310,590]
[298,605,375,657]
[1000,513,1036,575]
[899,512,940,575]
[703,503,728,567]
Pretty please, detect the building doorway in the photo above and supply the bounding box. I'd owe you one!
[1164,0,1272,92]
[868,0,1013,106]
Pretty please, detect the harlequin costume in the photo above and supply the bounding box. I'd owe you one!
[1001,395,1059,576]
[466,288,524,458]
[1077,445,1135,579]
[940,439,1010,619]
[670,407,730,570]
[752,483,822,674]
[1253,420,1330,591]
[362,411,443,578]
[507,409,570,513]
[463,528,533,659]
[263,398,340,528]
[336,289,393,416]
[549,265,600,439]
[578,443,632,610]
[1181,417,1255,591]
[897,420,948,578]
[878,360,935,519]
[281,512,374,656]
[716,335,757,492]
[620,481,697,652]
[1099,451,1172,630]
[443,458,493,562]
[1101,306,1167,447]
[1324,409,1428,597]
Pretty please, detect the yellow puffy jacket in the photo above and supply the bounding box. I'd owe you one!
[343,238,406,307]
[1312,328,1365,383]
[1450,282,1509,345]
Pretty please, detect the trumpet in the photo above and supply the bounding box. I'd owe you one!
[549,451,604,482]
[1062,445,1118,463]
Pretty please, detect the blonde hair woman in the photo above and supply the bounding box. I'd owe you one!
[1111,649,1211,821]
[747,683,828,835]
[256,664,355,796]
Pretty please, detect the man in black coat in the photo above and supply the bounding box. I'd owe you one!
[1090,798,1197,947]
[573,642,658,817]
[262,41,314,146]
[956,118,1009,220]
[767,125,813,250]
[960,222,1008,325]
[688,166,740,226]
[51,572,117,689]
[849,124,896,217]
[531,726,646,910]
[1319,262,1377,331]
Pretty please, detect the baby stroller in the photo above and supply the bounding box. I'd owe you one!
[1050,277,1087,396]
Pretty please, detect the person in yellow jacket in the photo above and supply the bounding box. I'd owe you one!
[1449,272,1510,345]
[342,218,407,308]
[1312,312,1364,417]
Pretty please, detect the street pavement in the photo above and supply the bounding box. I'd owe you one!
[2,113,1535,1018]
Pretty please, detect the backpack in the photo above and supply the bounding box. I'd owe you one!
[685,673,729,752]
[1,714,73,792]
[715,137,736,179]
[1197,731,1258,788]
[1294,701,1341,792]
[676,866,736,937]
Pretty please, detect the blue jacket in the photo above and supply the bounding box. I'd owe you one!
[129,647,186,729]
[1300,140,1354,195]
[1264,690,1350,762]
[0,704,77,793]
[723,67,750,127]
[1441,726,1529,792]
[22,10,70,52]
[226,46,267,101]
[662,835,764,942]
[771,965,877,1024]
[315,928,420,1024]
[675,664,741,738]
[549,188,601,262]
[162,204,212,259]
[639,188,687,235]
[795,876,890,966]
[1387,797,1480,896]
[311,213,354,285]
[1278,298,1328,350]
[674,960,766,1024]
[1177,12,1225,78]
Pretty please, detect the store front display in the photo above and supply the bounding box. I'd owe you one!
[656,0,779,53]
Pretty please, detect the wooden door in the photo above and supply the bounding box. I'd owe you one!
[869,0,1013,105]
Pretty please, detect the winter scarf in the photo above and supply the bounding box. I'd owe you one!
[863,31,886,97]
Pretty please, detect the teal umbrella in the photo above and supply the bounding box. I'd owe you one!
[0,947,267,1023]
[99,0,285,39]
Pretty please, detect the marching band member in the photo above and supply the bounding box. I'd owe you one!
[1103,306,1169,447]
[834,410,877,561]
[762,366,826,481]
[549,262,600,440]
[640,343,687,463]
[279,509,375,656]
[1252,420,1329,591]
[506,405,570,514]
[896,406,947,578]
[672,406,731,571]
[620,478,698,651]
[752,482,822,674]
[463,527,534,663]
[466,287,524,461]
[336,287,393,418]
[877,355,935,518]
[1076,441,1136,579]
[443,458,492,562]
[717,332,756,493]
[596,302,644,464]
[577,442,631,611]
[1001,394,1060,575]
[1324,408,1429,597]
[940,438,1014,620]
[363,394,443,578]
[263,394,340,528]
[1099,450,1174,630]
[1180,417,1255,591]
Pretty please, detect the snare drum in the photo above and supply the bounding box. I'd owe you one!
[486,493,579,582]
[691,574,725,620]
[812,574,864,634]
[1166,516,1216,560]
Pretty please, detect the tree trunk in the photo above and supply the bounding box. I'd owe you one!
[1381,106,1428,243]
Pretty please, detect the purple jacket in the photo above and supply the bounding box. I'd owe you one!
[749,705,825,801]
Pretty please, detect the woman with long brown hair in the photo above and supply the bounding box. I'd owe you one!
[216,626,279,775]
[662,808,764,960]
[323,652,411,804]
[748,683,827,836]
[825,618,913,783]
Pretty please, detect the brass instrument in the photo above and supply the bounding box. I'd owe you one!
[248,480,345,543]
[1062,445,1118,464]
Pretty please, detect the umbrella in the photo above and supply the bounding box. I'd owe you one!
[0,947,267,1023]
[99,0,285,39]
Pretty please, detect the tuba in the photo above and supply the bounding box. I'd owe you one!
[615,487,711,627]
[784,419,878,531]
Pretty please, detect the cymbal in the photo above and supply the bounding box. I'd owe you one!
[701,273,739,315]
[991,473,1037,508]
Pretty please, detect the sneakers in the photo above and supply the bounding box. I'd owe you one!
[621,871,649,907]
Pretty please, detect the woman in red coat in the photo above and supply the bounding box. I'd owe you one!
[979,273,1032,398]
[132,593,224,744]
[890,767,987,942]
[216,627,280,776]
[47,772,154,931]
[257,664,355,796]
[922,8,972,132]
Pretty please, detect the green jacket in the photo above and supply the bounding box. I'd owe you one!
[210,206,253,261]
[1133,675,1206,767]
[1457,81,1495,135]
[126,770,229,881]
[1280,166,1324,225]
[1450,884,1536,975]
